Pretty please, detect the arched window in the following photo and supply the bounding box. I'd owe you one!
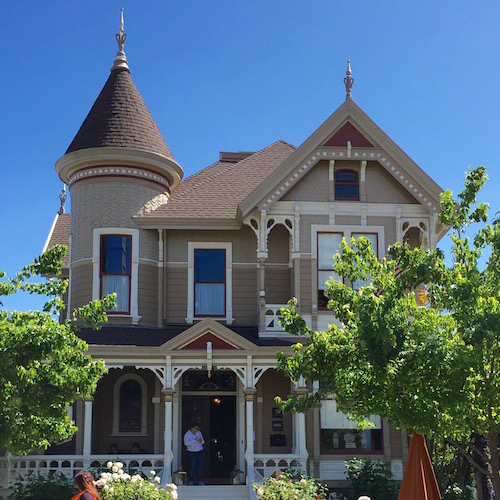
[113,374,148,435]
[334,169,359,200]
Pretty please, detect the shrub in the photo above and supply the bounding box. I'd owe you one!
[345,458,398,500]
[96,461,178,499]
[253,470,327,499]
[13,471,75,500]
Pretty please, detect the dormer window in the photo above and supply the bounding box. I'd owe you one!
[335,169,359,200]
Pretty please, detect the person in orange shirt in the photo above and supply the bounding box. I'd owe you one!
[71,471,100,500]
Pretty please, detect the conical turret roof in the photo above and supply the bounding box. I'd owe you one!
[66,67,174,161]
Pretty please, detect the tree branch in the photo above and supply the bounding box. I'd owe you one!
[446,438,490,479]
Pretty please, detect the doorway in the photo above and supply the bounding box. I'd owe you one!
[181,371,237,484]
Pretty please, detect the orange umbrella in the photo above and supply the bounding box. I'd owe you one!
[398,432,441,500]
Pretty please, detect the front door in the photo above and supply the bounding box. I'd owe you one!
[181,370,237,484]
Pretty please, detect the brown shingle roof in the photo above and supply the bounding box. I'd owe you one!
[66,68,174,161]
[147,140,296,220]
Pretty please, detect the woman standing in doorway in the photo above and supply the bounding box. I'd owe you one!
[183,421,205,485]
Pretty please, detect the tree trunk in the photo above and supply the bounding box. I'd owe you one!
[473,434,494,500]
[487,432,500,500]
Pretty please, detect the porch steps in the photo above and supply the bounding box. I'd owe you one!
[177,484,251,499]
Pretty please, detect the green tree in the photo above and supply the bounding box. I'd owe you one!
[0,245,114,455]
[276,167,500,495]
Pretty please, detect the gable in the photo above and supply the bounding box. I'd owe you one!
[160,318,257,351]
[239,99,443,217]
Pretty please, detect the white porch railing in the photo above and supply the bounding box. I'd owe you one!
[264,304,286,331]
[253,454,308,483]
[0,454,164,489]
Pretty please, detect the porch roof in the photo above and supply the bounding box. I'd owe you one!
[77,324,295,347]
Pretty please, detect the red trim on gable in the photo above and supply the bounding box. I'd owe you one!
[324,122,374,148]
[181,332,237,350]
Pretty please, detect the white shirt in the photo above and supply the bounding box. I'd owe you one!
[184,428,205,452]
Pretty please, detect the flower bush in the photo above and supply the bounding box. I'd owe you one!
[253,470,327,499]
[96,462,178,499]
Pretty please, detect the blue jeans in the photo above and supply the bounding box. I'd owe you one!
[187,450,203,484]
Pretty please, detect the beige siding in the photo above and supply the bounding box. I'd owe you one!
[282,160,330,202]
[335,215,362,227]
[232,265,258,325]
[265,266,292,304]
[165,227,257,263]
[298,215,329,253]
[138,262,158,326]
[365,162,420,204]
[367,216,398,248]
[71,178,165,261]
[256,370,293,454]
[70,262,93,311]
[164,265,188,323]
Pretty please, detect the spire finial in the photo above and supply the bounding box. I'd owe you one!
[344,59,354,99]
[58,184,67,215]
[111,8,129,72]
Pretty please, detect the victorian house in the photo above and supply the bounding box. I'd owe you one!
[0,16,446,498]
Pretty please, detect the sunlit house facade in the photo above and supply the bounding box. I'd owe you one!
[0,19,446,498]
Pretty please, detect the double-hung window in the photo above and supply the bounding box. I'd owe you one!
[314,226,383,310]
[194,249,226,316]
[187,242,233,324]
[100,235,131,313]
[92,228,139,321]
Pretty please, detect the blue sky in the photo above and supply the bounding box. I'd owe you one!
[1,1,499,312]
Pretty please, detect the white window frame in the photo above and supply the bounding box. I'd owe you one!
[112,373,148,436]
[92,228,139,323]
[187,242,233,325]
[312,225,385,313]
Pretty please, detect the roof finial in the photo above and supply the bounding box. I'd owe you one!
[58,184,67,215]
[344,59,354,100]
[111,8,129,72]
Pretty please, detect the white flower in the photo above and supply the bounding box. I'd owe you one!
[103,485,110,491]
[150,470,156,475]
[106,461,113,469]
[154,476,161,483]
[111,465,119,473]
[118,468,124,475]
[171,491,178,500]
[256,486,264,497]
[166,483,177,490]
[116,462,124,469]
[300,478,307,485]
[109,487,114,493]
[95,479,107,487]
[112,473,119,480]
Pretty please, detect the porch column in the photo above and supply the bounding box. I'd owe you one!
[83,398,93,467]
[161,389,175,485]
[244,389,257,485]
[293,380,309,463]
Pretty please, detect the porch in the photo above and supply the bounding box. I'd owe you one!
[0,452,307,494]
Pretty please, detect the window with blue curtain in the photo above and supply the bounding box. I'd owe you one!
[194,249,225,316]
[100,235,131,313]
